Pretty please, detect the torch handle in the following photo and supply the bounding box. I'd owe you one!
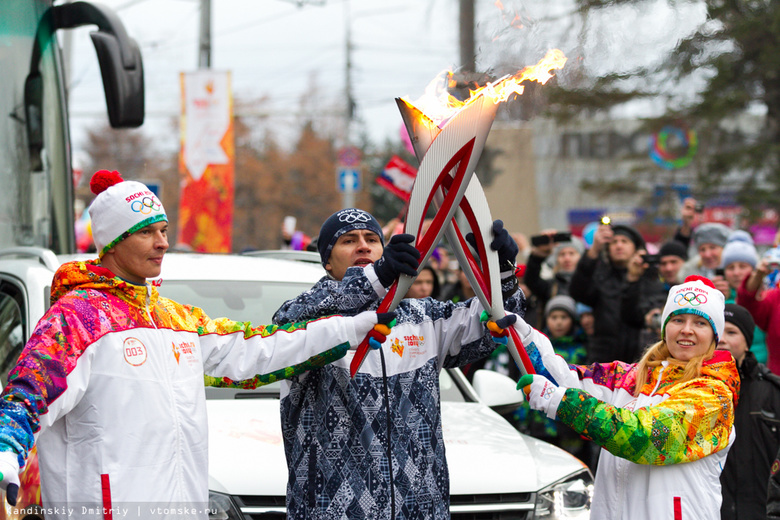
[349,339,373,378]
[507,325,535,376]
[349,284,399,377]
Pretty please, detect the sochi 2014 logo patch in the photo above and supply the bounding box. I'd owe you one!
[172,340,198,366]
[123,337,148,366]
[390,335,425,358]
[391,338,404,357]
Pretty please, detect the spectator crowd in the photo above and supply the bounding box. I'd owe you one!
[279,197,780,519]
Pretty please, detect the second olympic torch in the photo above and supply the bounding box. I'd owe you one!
[350,50,567,377]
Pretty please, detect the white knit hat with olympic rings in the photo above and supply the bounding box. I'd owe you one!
[661,275,725,343]
[88,170,168,257]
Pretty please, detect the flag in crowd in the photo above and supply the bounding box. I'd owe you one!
[377,155,417,201]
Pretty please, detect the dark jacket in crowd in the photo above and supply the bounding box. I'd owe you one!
[723,351,780,519]
[620,271,670,346]
[769,447,780,519]
[569,253,657,364]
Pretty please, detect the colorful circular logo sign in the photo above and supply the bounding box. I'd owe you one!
[649,125,698,170]
[123,337,148,366]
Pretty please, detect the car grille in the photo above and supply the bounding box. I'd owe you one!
[232,493,535,520]
[450,492,535,519]
[233,495,286,519]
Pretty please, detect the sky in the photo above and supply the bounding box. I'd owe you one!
[64,0,708,153]
[65,0,463,151]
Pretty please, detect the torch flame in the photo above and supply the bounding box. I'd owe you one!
[403,49,567,128]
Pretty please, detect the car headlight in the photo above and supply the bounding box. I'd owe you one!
[534,469,593,519]
[208,490,243,520]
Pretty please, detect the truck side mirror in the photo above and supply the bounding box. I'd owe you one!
[24,0,145,158]
[89,31,144,127]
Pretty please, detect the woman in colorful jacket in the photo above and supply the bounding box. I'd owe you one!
[515,275,739,520]
[0,171,392,520]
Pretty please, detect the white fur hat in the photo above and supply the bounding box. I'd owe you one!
[88,170,167,257]
[661,275,725,343]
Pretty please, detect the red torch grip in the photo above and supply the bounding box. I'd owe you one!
[349,283,399,378]
[508,326,536,376]
[349,338,372,377]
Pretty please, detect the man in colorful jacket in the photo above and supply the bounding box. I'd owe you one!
[0,171,392,519]
[272,209,524,519]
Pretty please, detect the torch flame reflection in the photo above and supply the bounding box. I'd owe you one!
[403,48,567,128]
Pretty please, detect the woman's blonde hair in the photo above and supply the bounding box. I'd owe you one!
[633,338,718,396]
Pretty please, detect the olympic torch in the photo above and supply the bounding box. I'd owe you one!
[350,50,567,377]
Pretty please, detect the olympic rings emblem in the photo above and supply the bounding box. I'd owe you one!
[130,197,162,215]
[338,210,371,224]
[674,292,707,306]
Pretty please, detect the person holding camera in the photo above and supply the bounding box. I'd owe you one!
[570,221,658,364]
[621,240,688,346]
[669,197,701,247]
[523,230,582,328]
[738,249,780,375]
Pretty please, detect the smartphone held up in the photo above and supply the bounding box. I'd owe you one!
[530,231,572,247]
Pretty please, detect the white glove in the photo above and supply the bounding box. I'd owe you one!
[349,311,397,350]
[512,313,559,362]
[0,451,20,505]
[518,374,565,419]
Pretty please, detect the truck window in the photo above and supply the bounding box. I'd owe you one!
[0,281,25,385]
[0,0,71,253]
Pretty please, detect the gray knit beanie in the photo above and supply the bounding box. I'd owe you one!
[544,295,578,321]
[548,237,585,268]
[693,222,730,250]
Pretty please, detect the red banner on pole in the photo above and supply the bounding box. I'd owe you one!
[177,70,235,252]
[377,155,417,201]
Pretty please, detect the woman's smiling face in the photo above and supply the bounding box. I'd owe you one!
[664,313,715,362]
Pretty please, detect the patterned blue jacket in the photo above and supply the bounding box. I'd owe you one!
[273,264,525,519]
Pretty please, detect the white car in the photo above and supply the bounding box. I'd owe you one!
[0,247,592,519]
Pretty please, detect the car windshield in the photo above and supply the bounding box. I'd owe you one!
[157,280,314,323]
[157,277,467,404]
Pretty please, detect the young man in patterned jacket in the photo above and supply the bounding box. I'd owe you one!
[273,208,524,519]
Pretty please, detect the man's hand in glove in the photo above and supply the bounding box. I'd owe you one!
[374,234,421,287]
[466,220,518,272]
[0,452,20,506]
[518,374,565,420]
